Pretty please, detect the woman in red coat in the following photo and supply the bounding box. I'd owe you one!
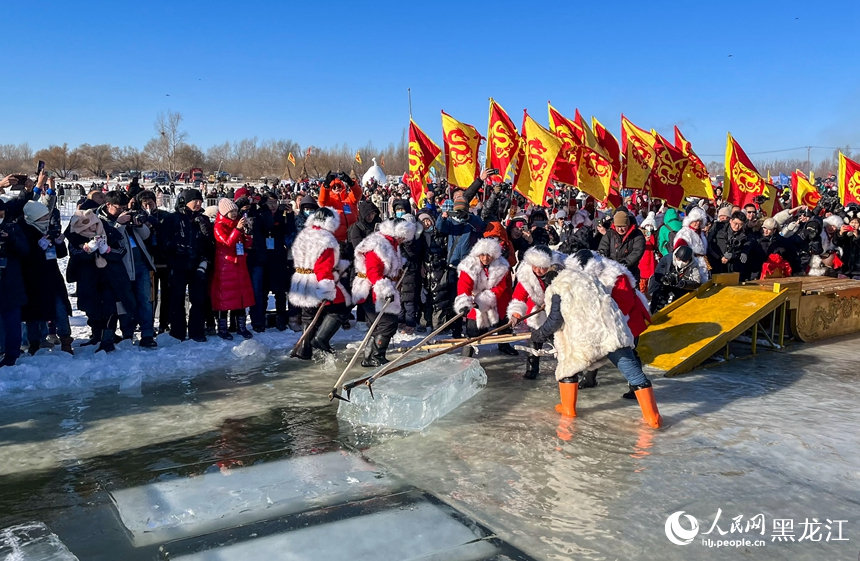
[211,198,255,340]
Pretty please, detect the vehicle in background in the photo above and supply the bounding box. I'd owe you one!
[190,168,205,187]
[154,177,170,186]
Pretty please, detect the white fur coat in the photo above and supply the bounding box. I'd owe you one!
[674,227,710,281]
[545,268,634,381]
[352,232,404,314]
[580,253,651,317]
[289,226,350,308]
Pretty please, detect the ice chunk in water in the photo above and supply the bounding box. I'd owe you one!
[231,339,268,359]
[0,522,79,560]
[337,355,486,431]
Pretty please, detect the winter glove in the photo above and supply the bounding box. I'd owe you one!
[457,304,473,315]
[323,171,335,189]
[86,239,99,253]
[97,238,110,254]
[739,253,748,264]
[339,172,355,188]
[723,252,733,261]
[38,237,51,251]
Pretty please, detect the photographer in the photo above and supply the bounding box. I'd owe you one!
[135,190,172,333]
[707,211,752,279]
[318,171,361,243]
[598,210,646,281]
[211,199,255,340]
[99,191,156,347]
[836,216,860,279]
[0,200,29,367]
[248,194,295,332]
[164,189,214,342]
[19,201,73,355]
[648,246,702,314]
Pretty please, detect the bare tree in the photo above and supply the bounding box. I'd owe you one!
[153,110,188,176]
[78,143,114,177]
[113,146,148,173]
[34,143,84,179]
[0,143,34,175]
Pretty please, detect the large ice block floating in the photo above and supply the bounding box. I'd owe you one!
[110,451,399,547]
[0,522,79,560]
[337,355,487,431]
[171,498,498,561]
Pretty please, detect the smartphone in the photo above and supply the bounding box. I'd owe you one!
[37,160,46,175]
[486,168,499,175]
[12,174,28,186]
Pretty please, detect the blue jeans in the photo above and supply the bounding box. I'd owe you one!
[607,346,648,387]
[122,249,154,338]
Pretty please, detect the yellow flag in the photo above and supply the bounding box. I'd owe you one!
[521,114,564,206]
[441,111,482,188]
[621,115,657,190]
[674,126,713,199]
[355,151,362,165]
[287,152,296,166]
[577,147,611,201]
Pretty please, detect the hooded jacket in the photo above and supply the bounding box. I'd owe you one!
[657,208,683,257]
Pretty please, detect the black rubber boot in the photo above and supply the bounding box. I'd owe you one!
[27,340,40,356]
[523,354,540,380]
[578,370,599,389]
[361,335,391,367]
[236,315,253,340]
[217,318,233,340]
[311,314,342,354]
[461,345,474,358]
[498,343,519,356]
[621,384,636,399]
[276,313,288,332]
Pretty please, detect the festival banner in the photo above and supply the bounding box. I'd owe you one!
[674,126,714,200]
[486,99,521,182]
[576,145,612,201]
[441,111,482,188]
[287,152,296,166]
[546,104,610,200]
[406,119,441,206]
[792,170,822,208]
[725,133,778,216]
[838,152,860,206]
[648,134,687,209]
[355,151,362,165]
[548,103,584,159]
[521,113,572,206]
[575,110,609,161]
[621,115,657,190]
[592,116,622,177]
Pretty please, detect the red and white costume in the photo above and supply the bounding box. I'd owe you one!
[580,252,651,338]
[288,209,351,308]
[673,206,710,281]
[351,219,416,314]
[455,238,512,329]
[507,246,565,329]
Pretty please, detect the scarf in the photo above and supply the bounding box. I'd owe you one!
[69,209,107,268]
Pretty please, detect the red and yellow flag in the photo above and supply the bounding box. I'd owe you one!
[548,103,584,159]
[725,133,778,216]
[576,145,612,201]
[838,152,860,206]
[441,111,482,189]
[406,119,441,206]
[674,126,714,200]
[592,116,621,178]
[575,110,609,161]
[355,151,362,165]
[486,99,520,182]
[287,152,296,166]
[621,115,657,190]
[521,113,570,206]
[791,170,821,208]
[648,134,688,209]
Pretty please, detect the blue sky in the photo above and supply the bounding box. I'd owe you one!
[3,0,858,163]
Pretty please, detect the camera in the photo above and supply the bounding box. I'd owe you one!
[129,211,148,226]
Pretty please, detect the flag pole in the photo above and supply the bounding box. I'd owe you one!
[408,88,413,120]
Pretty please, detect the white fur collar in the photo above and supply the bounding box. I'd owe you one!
[458,255,509,288]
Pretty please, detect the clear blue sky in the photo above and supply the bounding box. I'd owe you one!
[4,0,858,163]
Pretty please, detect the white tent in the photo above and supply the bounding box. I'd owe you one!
[362,158,387,186]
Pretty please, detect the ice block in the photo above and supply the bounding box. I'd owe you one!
[110,451,399,547]
[337,355,487,431]
[0,522,79,560]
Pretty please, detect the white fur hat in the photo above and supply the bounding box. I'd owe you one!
[469,237,502,260]
[309,207,341,233]
[640,211,657,230]
[378,217,418,241]
[824,215,846,229]
[683,206,708,228]
[522,245,553,268]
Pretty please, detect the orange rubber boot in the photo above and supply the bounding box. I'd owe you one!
[634,386,663,429]
[554,378,578,417]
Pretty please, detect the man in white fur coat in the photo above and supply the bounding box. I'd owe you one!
[454,237,518,356]
[531,255,663,429]
[673,206,710,281]
[352,216,416,367]
[507,245,564,378]
[571,250,651,395]
[288,208,352,360]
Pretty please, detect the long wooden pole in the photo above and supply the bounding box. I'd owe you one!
[289,301,329,358]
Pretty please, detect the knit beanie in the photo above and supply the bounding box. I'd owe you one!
[613,210,629,227]
[718,206,732,219]
[452,190,469,214]
[218,198,238,216]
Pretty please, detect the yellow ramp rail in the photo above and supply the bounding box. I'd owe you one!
[638,274,789,377]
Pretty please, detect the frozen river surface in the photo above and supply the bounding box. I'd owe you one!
[0,332,857,560]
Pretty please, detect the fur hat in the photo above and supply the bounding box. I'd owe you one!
[824,215,845,230]
[218,198,238,216]
[308,207,340,233]
[683,206,708,228]
[378,217,417,240]
[469,237,502,260]
[640,211,657,230]
[522,245,554,268]
[566,249,595,270]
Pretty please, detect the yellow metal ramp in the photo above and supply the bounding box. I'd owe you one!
[638,274,789,377]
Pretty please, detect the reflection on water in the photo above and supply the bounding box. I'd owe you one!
[0,337,857,560]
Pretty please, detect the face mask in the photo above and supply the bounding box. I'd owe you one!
[303,209,313,217]
[674,259,689,270]
[395,210,405,218]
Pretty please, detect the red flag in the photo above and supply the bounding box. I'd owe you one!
[648,134,688,209]
[838,152,860,206]
[486,99,521,182]
[592,116,622,178]
[406,119,441,205]
[725,133,778,216]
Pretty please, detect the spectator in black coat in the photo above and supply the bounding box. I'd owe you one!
[598,210,646,281]
[248,195,296,332]
[707,212,752,280]
[0,199,29,367]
